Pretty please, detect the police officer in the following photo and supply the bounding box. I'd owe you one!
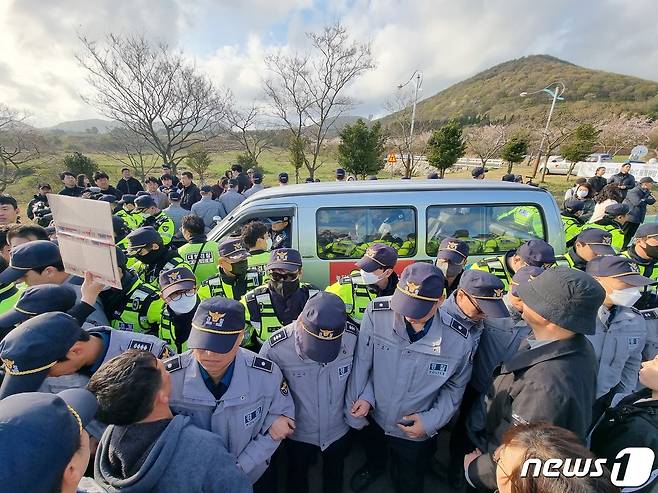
[115,194,139,230]
[465,268,603,491]
[98,247,164,334]
[134,194,175,246]
[435,237,469,296]
[270,216,291,250]
[198,238,251,301]
[585,202,630,252]
[0,311,172,401]
[585,255,652,415]
[177,214,220,284]
[165,298,295,489]
[561,199,586,245]
[278,172,289,186]
[347,263,477,493]
[0,388,98,493]
[241,221,272,289]
[623,223,658,361]
[470,238,556,289]
[159,266,200,353]
[260,292,357,493]
[554,228,616,271]
[243,248,319,347]
[472,167,487,179]
[439,269,511,487]
[126,226,190,289]
[496,204,543,238]
[325,243,398,324]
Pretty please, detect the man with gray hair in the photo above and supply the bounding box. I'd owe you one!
[219,178,245,215]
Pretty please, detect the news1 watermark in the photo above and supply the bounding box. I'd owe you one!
[520,447,655,488]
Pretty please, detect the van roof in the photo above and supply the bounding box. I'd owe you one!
[244,179,548,203]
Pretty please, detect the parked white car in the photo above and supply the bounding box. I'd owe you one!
[539,153,612,175]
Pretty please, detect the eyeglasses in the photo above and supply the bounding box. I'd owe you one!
[463,291,484,315]
[168,289,196,301]
[492,449,510,481]
[269,271,299,282]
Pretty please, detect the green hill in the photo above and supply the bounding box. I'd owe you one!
[384,55,658,127]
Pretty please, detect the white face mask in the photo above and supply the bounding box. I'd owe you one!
[576,190,588,199]
[265,237,273,250]
[360,269,383,285]
[609,287,641,307]
[168,293,198,314]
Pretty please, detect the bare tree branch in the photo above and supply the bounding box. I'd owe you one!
[0,104,42,193]
[223,101,273,165]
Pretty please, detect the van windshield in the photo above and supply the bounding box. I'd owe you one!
[426,204,545,257]
[316,206,417,259]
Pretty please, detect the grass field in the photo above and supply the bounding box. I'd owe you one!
[6,148,647,215]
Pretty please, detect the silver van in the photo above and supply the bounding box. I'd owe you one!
[208,180,565,288]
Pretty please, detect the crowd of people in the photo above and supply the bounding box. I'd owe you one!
[0,162,656,493]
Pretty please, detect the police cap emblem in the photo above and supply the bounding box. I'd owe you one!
[207,311,225,323]
[405,281,420,295]
[319,329,334,339]
[167,270,180,282]
[493,288,504,298]
[447,241,458,251]
[275,251,288,262]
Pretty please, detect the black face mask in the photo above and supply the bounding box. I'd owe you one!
[644,244,658,260]
[269,278,300,298]
[228,260,249,277]
[135,250,161,264]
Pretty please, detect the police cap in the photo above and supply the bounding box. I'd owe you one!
[336,168,345,178]
[119,194,137,205]
[604,203,630,217]
[586,255,654,287]
[516,239,556,267]
[0,388,98,493]
[472,167,487,178]
[563,199,585,213]
[219,238,250,262]
[126,226,161,254]
[159,267,196,299]
[574,229,615,255]
[509,266,544,298]
[0,284,77,328]
[278,172,289,183]
[355,243,398,272]
[252,173,263,184]
[0,240,61,284]
[134,194,156,210]
[635,223,658,238]
[436,237,469,264]
[268,248,302,272]
[390,263,444,319]
[0,312,83,398]
[517,267,605,335]
[168,191,181,201]
[189,298,245,354]
[298,292,347,363]
[99,194,117,204]
[458,270,509,318]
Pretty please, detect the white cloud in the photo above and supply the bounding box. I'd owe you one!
[0,0,656,126]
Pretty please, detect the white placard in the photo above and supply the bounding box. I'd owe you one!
[577,162,658,180]
[47,194,122,288]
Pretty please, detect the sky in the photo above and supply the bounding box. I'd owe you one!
[1,0,657,127]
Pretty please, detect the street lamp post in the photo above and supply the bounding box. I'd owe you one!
[398,71,423,178]
[520,81,566,179]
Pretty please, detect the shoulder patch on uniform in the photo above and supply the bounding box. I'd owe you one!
[164,355,182,373]
[339,275,353,285]
[280,379,289,396]
[372,300,390,311]
[252,356,273,373]
[254,286,269,296]
[158,344,172,359]
[345,320,359,336]
[246,291,256,302]
[449,318,468,339]
[128,339,154,352]
[269,329,289,347]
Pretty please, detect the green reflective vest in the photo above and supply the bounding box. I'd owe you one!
[497,206,543,237]
[242,284,319,345]
[562,215,584,245]
[325,272,377,323]
[469,255,513,289]
[158,305,192,353]
[109,279,164,333]
[198,275,238,300]
[142,212,175,246]
[115,209,141,231]
[178,241,220,285]
[131,255,191,290]
[247,251,270,290]
[0,283,23,317]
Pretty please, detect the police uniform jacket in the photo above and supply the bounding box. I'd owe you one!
[39,327,173,438]
[346,296,474,441]
[259,322,358,450]
[467,334,598,491]
[586,305,647,400]
[166,348,295,482]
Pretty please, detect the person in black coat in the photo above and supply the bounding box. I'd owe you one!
[116,168,144,195]
[607,161,636,200]
[590,355,658,493]
[464,267,604,492]
[179,171,201,210]
[587,166,608,195]
[623,177,656,246]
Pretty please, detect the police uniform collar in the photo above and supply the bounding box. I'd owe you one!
[567,247,587,269]
[501,334,589,373]
[440,293,479,330]
[627,245,655,266]
[392,311,444,348]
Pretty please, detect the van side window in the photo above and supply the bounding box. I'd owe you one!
[426,204,545,257]
[316,207,417,259]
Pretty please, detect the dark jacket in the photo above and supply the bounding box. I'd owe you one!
[26,194,49,220]
[588,175,608,194]
[116,177,144,195]
[624,185,656,224]
[590,389,658,493]
[99,185,123,200]
[58,185,85,197]
[607,172,636,199]
[180,183,202,210]
[94,415,251,493]
[467,334,598,491]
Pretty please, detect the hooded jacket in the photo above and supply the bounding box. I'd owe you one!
[95,415,251,493]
